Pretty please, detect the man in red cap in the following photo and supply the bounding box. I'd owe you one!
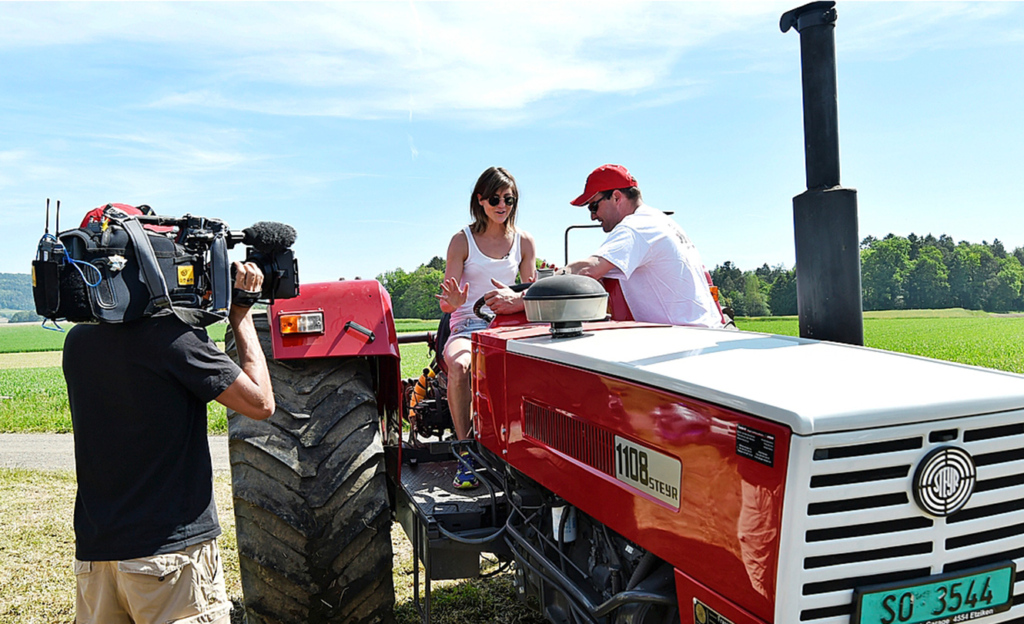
[486,164,722,327]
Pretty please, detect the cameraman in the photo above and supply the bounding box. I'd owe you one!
[63,261,274,624]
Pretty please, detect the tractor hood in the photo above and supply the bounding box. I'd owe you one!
[501,324,1024,436]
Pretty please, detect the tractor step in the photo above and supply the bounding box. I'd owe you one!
[393,450,511,623]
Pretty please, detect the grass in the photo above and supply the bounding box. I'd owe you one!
[0,316,436,354]
[0,469,541,624]
[0,324,70,354]
[5,311,1024,434]
[0,469,77,624]
[0,319,439,434]
[0,367,228,434]
[0,368,71,433]
[395,318,440,333]
[736,312,1024,375]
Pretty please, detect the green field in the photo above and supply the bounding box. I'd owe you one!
[3,311,1024,433]
[736,310,1024,374]
[0,319,439,433]
[0,318,440,353]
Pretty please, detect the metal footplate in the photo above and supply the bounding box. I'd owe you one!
[394,446,510,623]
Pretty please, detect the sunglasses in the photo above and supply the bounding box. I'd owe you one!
[588,191,614,214]
[488,194,517,208]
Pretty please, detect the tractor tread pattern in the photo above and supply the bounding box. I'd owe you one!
[226,314,395,623]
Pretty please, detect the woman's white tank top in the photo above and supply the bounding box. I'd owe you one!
[450,226,522,326]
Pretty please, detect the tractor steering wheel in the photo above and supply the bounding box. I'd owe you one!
[472,282,533,322]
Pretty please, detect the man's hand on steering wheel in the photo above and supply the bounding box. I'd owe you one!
[482,278,528,315]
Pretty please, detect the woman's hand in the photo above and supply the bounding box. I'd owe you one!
[436,276,469,313]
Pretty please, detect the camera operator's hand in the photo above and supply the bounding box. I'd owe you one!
[231,261,263,312]
[220,261,275,421]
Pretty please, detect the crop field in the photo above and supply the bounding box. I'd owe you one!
[0,320,438,434]
[3,312,1024,434]
[737,311,1024,374]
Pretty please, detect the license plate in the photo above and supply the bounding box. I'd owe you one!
[853,562,1015,624]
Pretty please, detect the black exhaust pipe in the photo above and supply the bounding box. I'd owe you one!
[782,1,864,346]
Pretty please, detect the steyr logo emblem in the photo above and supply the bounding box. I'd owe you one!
[914,446,976,517]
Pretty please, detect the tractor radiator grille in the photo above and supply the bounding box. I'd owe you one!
[780,411,1024,624]
[523,400,614,476]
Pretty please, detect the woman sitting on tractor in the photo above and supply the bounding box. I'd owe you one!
[437,166,537,489]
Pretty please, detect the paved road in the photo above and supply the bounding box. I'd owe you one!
[0,433,231,472]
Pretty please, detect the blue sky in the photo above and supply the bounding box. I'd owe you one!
[2,2,1023,285]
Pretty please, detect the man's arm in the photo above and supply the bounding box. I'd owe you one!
[562,255,617,280]
[215,262,275,420]
[486,253,618,313]
[483,278,526,314]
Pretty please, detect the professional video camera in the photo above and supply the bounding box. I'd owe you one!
[32,201,299,327]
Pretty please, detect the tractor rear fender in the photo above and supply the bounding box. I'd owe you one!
[268,280,402,415]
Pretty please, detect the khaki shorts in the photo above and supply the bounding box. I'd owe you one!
[75,538,231,624]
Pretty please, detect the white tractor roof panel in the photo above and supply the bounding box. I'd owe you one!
[506,325,1024,435]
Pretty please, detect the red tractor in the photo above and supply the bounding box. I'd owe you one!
[226,270,1024,624]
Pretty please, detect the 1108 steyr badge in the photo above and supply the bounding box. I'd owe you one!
[614,435,682,509]
[852,562,1015,624]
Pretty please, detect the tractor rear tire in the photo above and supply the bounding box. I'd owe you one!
[226,314,395,623]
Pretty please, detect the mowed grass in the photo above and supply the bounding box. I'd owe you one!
[0,468,542,624]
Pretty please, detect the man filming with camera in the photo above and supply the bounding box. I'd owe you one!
[63,261,275,624]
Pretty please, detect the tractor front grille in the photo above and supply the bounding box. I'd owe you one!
[778,410,1024,624]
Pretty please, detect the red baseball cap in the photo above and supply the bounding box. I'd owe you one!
[570,164,638,206]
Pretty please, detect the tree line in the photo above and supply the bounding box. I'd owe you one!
[0,273,43,322]
[711,234,1024,317]
[378,233,1024,319]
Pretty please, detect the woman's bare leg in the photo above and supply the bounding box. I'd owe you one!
[444,336,473,440]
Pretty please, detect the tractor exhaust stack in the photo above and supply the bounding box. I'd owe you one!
[782,1,864,346]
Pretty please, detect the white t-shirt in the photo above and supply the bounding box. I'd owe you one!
[595,205,722,328]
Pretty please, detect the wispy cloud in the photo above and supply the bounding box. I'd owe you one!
[840,2,1020,60]
[0,2,787,125]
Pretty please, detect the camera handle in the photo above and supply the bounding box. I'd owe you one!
[210,235,231,314]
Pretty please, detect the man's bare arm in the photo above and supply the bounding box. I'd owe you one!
[562,255,616,280]
[215,262,275,420]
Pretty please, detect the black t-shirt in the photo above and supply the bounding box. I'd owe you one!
[63,316,241,561]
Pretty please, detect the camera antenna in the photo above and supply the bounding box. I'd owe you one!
[55,200,60,235]
[45,199,51,234]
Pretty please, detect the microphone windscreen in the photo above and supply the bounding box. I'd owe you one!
[243,222,296,252]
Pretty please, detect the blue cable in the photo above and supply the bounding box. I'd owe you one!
[40,318,64,332]
[62,247,102,287]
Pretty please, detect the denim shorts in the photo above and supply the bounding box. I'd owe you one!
[446,317,490,348]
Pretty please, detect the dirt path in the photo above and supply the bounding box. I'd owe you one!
[0,433,231,472]
[0,350,62,369]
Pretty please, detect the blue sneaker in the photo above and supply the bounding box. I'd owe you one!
[452,452,480,490]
